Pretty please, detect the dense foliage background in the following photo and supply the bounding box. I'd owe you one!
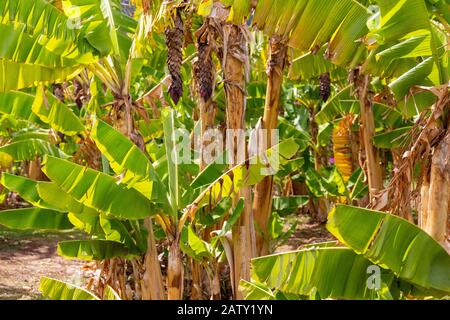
[0,0,449,300]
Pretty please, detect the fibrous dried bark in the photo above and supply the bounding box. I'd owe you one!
[423,127,450,249]
[351,69,383,202]
[184,12,194,47]
[221,23,254,299]
[373,85,449,222]
[167,239,184,300]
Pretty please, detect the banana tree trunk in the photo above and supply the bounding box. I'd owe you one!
[422,129,449,249]
[141,218,165,300]
[195,23,216,170]
[309,106,330,222]
[355,72,383,200]
[121,112,164,300]
[131,259,142,300]
[253,36,287,256]
[28,158,45,181]
[192,23,217,299]
[222,23,254,299]
[190,257,203,300]
[419,176,430,228]
[210,263,221,300]
[167,238,184,300]
[199,100,217,170]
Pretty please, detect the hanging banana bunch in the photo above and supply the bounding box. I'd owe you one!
[165,8,185,104]
[194,24,214,103]
[319,72,331,102]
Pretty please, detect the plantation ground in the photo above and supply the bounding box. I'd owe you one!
[275,214,336,253]
[0,227,86,299]
[0,214,335,299]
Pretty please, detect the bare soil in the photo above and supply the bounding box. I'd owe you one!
[275,213,336,253]
[0,228,86,300]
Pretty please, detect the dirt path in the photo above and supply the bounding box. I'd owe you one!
[0,228,86,300]
[275,214,336,253]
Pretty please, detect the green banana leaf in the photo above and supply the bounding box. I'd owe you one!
[370,0,431,44]
[0,0,75,40]
[272,196,309,216]
[91,118,167,203]
[239,280,277,300]
[103,285,121,300]
[376,33,432,62]
[162,108,180,217]
[1,173,51,208]
[190,161,229,190]
[252,0,369,67]
[0,207,73,230]
[99,215,143,254]
[217,198,245,237]
[39,277,99,300]
[289,47,341,81]
[67,212,102,235]
[327,205,450,293]
[11,128,54,142]
[373,126,413,149]
[0,91,39,120]
[0,139,69,161]
[247,247,389,300]
[366,1,448,96]
[37,182,100,216]
[397,90,437,118]
[32,87,85,136]
[57,240,132,260]
[315,86,359,125]
[244,205,450,300]
[389,57,434,99]
[63,0,137,59]
[0,59,81,92]
[0,23,94,68]
[1,173,99,216]
[42,156,154,220]
[180,225,215,262]
[189,138,299,212]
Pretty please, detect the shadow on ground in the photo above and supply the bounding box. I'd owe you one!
[0,227,86,300]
